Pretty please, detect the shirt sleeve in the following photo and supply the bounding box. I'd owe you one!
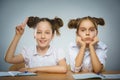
[21,47,28,60]
[96,45,108,67]
[68,43,82,72]
[21,46,30,68]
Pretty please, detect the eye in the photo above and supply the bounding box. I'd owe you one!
[37,31,42,34]
[45,32,50,34]
[90,29,95,31]
[81,29,85,32]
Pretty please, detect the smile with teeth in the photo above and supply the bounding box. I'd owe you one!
[39,40,47,44]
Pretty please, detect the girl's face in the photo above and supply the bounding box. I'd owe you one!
[35,21,54,48]
[77,19,98,44]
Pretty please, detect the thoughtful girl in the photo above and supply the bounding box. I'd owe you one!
[68,16,107,73]
[5,16,67,73]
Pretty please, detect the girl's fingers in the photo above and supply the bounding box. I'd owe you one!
[22,17,28,28]
[94,37,99,42]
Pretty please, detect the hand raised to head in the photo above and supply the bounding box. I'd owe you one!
[15,17,28,36]
[90,36,99,46]
[76,35,86,47]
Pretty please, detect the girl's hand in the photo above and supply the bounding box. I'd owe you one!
[19,68,28,72]
[15,18,28,36]
[76,35,86,47]
[90,37,99,46]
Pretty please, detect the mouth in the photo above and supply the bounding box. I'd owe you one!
[39,40,47,44]
[84,37,92,41]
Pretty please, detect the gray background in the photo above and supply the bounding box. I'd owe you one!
[0,0,120,71]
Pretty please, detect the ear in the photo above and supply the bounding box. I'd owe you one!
[51,34,54,39]
[34,29,37,39]
[76,31,80,37]
[76,31,78,36]
[96,30,98,36]
[34,35,36,39]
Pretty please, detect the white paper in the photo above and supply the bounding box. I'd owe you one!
[103,74,120,79]
[0,71,36,77]
[73,73,102,79]
[73,73,120,79]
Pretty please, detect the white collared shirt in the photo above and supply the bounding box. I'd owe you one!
[21,46,65,68]
[69,41,107,72]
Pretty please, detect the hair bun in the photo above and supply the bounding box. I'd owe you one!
[68,18,80,29]
[27,16,40,28]
[93,17,105,26]
[97,18,105,26]
[54,17,63,28]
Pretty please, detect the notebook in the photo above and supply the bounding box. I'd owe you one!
[73,73,120,79]
[0,71,37,77]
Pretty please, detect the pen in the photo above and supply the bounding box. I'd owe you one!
[97,73,106,78]
[24,71,28,73]
[16,71,28,76]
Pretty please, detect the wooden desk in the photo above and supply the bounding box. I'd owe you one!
[0,71,74,80]
[0,71,120,80]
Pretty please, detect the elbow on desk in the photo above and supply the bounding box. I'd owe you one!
[4,57,10,63]
[4,57,15,64]
[5,58,12,64]
[60,66,68,73]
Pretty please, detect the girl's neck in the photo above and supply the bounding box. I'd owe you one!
[36,45,50,55]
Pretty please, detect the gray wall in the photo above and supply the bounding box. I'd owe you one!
[0,0,120,71]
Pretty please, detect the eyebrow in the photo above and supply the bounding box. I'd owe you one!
[79,27,86,29]
[80,26,95,29]
[89,27,96,30]
[37,29,51,32]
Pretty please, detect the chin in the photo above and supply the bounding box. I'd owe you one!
[85,41,91,44]
[39,44,47,48]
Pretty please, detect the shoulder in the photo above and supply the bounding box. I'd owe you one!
[69,41,78,49]
[49,46,65,58]
[68,42,80,56]
[96,41,108,50]
[21,46,35,56]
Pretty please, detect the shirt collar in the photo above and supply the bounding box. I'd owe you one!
[33,46,53,56]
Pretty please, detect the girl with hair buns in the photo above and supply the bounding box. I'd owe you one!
[5,16,67,73]
[68,16,107,73]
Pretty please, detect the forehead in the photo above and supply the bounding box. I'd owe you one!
[79,19,95,28]
[36,21,52,30]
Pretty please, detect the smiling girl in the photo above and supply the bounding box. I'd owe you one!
[5,16,67,73]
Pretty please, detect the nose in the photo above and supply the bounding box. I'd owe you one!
[86,30,90,36]
[41,33,45,38]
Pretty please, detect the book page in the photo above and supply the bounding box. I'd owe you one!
[9,71,37,76]
[103,74,120,79]
[72,73,102,79]
[0,72,12,77]
[0,71,37,77]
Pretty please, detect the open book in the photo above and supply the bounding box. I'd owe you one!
[73,73,120,79]
[0,71,37,77]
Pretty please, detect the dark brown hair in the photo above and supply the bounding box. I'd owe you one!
[68,16,105,33]
[27,16,63,35]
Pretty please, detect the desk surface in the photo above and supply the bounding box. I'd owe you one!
[0,71,120,80]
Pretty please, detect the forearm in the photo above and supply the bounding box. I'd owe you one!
[89,45,103,73]
[75,46,86,67]
[29,66,67,73]
[5,35,21,63]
